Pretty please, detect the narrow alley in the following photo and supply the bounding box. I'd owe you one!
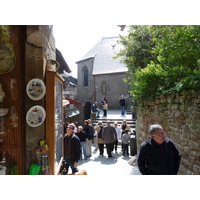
[71,109,141,175]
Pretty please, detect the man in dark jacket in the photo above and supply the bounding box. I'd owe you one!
[91,101,101,118]
[84,120,93,157]
[102,120,117,158]
[138,124,181,175]
[119,95,126,116]
[64,123,81,174]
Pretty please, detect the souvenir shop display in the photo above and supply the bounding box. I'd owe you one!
[0,25,15,74]
[10,106,18,127]
[26,78,46,101]
[0,151,17,175]
[0,45,15,74]
[28,164,41,175]
[0,81,9,137]
[36,139,51,175]
[0,108,9,117]
[0,151,7,175]
[0,81,5,103]
[8,78,17,101]
[26,105,46,127]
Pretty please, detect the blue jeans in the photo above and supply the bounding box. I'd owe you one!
[80,141,86,159]
[121,106,125,115]
[94,109,100,117]
[63,158,78,174]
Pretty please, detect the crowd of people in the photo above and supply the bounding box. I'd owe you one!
[62,95,181,175]
[62,121,181,175]
[62,118,135,174]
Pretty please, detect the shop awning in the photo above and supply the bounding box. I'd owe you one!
[64,97,82,105]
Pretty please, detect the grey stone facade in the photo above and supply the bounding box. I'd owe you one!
[77,57,94,103]
[93,72,129,109]
[76,37,129,109]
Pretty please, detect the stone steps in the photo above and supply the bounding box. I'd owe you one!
[92,118,136,131]
[126,99,133,114]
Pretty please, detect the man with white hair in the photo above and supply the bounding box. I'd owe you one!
[138,124,181,175]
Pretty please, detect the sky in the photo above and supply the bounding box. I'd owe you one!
[53,25,128,78]
[1,1,198,196]
[2,1,197,79]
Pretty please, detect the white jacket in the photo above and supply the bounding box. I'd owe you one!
[114,126,122,140]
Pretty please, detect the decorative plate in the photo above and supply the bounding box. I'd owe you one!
[26,105,46,127]
[26,78,46,101]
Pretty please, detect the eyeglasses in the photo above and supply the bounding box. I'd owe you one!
[67,127,74,129]
[154,132,166,137]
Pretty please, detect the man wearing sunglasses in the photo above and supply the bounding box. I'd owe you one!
[138,124,181,175]
[63,123,81,174]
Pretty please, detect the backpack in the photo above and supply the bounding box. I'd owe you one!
[98,127,103,139]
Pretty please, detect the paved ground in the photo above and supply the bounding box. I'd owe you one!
[67,110,141,175]
[98,109,132,120]
[77,144,141,175]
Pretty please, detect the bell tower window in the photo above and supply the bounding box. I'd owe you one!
[83,66,88,86]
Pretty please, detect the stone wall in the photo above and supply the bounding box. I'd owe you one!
[136,90,200,175]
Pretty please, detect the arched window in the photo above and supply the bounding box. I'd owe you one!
[83,66,88,86]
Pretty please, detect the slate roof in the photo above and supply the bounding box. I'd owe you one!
[56,48,71,74]
[77,37,128,75]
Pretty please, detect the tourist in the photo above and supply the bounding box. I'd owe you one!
[121,129,130,156]
[92,119,99,150]
[120,120,131,151]
[63,123,81,174]
[113,121,122,152]
[138,124,181,175]
[94,121,105,156]
[101,96,108,118]
[102,120,117,158]
[119,95,126,116]
[83,120,93,157]
[88,119,96,147]
[74,121,79,133]
[91,101,101,118]
[76,126,87,160]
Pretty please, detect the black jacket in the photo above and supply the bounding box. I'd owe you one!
[64,133,81,163]
[138,137,181,175]
[119,98,125,106]
[76,131,87,142]
[84,125,94,140]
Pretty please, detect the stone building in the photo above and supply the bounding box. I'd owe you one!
[76,36,129,110]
